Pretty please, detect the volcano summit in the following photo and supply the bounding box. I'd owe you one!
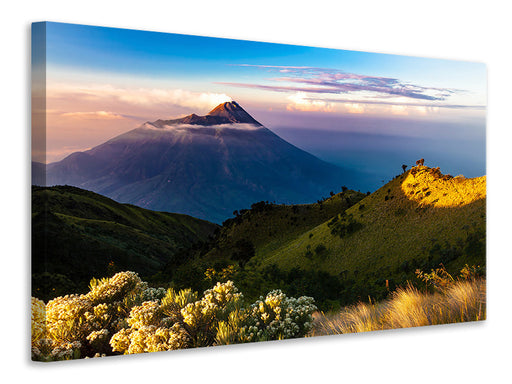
[43,102,356,223]
[152,101,263,127]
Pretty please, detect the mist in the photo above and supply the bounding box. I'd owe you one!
[272,119,486,192]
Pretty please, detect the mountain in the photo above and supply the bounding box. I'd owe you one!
[32,161,46,186]
[32,185,218,301]
[43,101,358,223]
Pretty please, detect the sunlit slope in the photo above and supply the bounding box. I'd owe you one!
[261,166,486,279]
[202,190,366,263]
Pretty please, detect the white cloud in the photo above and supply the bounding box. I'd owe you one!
[286,92,333,112]
[142,122,263,131]
[48,83,232,114]
[343,103,365,114]
[117,88,232,110]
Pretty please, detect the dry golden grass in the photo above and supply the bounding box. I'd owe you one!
[311,278,485,336]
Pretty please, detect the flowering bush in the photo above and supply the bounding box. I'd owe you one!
[32,271,159,361]
[244,290,316,341]
[32,272,317,361]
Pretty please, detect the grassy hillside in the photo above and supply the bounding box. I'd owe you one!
[255,166,485,301]
[209,190,366,261]
[32,185,218,301]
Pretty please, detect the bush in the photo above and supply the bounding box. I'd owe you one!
[32,273,316,360]
[315,244,327,256]
[32,271,154,361]
[328,214,364,238]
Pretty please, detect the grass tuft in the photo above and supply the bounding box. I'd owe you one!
[311,269,485,336]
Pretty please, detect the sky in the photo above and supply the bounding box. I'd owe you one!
[34,21,486,190]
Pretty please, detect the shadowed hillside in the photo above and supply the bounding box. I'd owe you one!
[32,185,218,301]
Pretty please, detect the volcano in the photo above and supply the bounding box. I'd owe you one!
[43,101,357,223]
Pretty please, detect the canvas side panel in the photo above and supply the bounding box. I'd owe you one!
[31,22,47,303]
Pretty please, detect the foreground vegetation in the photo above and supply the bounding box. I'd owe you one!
[31,272,316,361]
[32,166,486,313]
[312,265,485,336]
[32,265,484,361]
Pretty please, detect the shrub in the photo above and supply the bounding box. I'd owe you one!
[231,239,255,267]
[31,271,153,361]
[328,214,364,238]
[243,290,316,341]
[32,274,316,360]
[315,244,327,255]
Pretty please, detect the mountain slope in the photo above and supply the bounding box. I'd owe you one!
[44,101,358,223]
[32,185,218,301]
[202,189,366,263]
[258,166,485,295]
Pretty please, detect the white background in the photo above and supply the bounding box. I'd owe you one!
[1,1,510,382]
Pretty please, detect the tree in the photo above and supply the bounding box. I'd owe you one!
[402,164,408,173]
[231,239,256,267]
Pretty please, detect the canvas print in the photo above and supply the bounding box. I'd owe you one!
[31,22,486,361]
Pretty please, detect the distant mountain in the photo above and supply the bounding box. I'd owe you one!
[43,101,358,223]
[32,185,218,301]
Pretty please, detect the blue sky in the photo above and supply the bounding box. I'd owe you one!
[38,21,486,186]
[44,21,486,110]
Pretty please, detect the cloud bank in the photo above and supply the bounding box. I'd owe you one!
[228,65,456,100]
[219,64,482,111]
[48,84,232,116]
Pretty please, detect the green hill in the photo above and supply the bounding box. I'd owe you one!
[255,166,486,301]
[32,185,219,301]
[33,165,485,310]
